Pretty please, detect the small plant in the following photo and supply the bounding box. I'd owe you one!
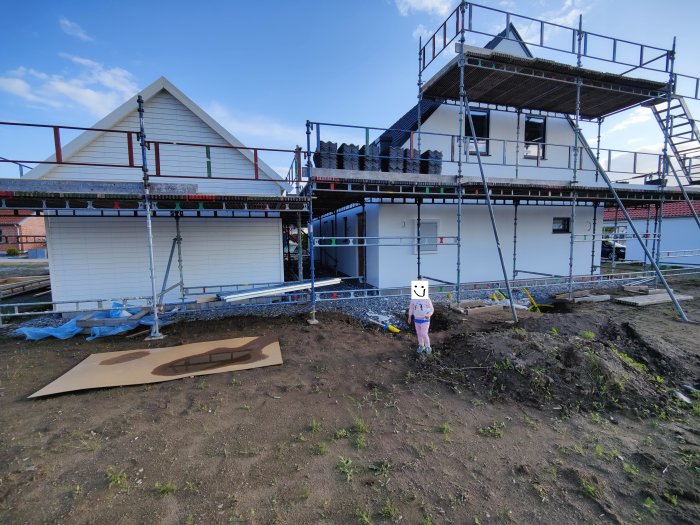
[185,480,200,494]
[300,486,311,501]
[353,418,370,434]
[623,462,639,476]
[581,480,597,499]
[240,403,251,411]
[105,468,128,489]
[368,459,392,477]
[229,376,240,386]
[153,481,177,497]
[579,331,596,341]
[353,434,367,450]
[333,428,350,440]
[590,412,605,425]
[309,419,322,433]
[336,456,355,482]
[5,248,19,256]
[477,421,505,438]
[195,379,207,390]
[549,327,559,335]
[355,506,373,525]
[662,492,678,506]
[312,442,328,456]
[642,497,658,516]
[380,498,397,519]
[438,422,453,439]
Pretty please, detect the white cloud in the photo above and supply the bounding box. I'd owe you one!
[514,0,591,46]
[206,101,304,147]
[604,107,651,135]
[59,17,93,41]
[395,0,454,17]
[0,55,138,118]
[412,23,431,42]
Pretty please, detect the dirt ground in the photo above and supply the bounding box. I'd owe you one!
[1,280,699,524]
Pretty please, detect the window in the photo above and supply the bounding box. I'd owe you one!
[552,217,570,234]
[417,220,439,253]
[465,109,489,155]
[524,116,546,159]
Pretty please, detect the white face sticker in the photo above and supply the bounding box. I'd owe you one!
[411,280,429,299]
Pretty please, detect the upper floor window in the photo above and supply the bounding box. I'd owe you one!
[465,109,490,155]
[524,116,546,159]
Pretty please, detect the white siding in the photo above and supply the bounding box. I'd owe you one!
[46,216,283,311]
[404,105,604,184]
[42,91,282,195]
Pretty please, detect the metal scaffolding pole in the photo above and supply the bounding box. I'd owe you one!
[595,118,603,183]
[567,15,583,299]
[644,205,652,269]
[612,204,619,270]
[175,214,185,301]
[417,36,424,155]
[306,121,318,324]
[297,212,303,280]
[137,95,163,340]
[512,202,519,279]
[459,2,517,323]
[416,198,422,278]
[515,110,521,179]
[590,202,598,275]
[651,203,660,262]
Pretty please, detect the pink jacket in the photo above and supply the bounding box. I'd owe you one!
[409,298,434,321]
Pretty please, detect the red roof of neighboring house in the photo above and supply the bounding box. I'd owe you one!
[0,210,38,225]
[603,200,700,221]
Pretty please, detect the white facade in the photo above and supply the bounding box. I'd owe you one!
[31,77,289,309]
[319,203,599,288]
[46,216,283,311]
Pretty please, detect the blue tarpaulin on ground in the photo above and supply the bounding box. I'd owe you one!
[16,304,176,341]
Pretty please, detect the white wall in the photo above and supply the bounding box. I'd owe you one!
[605,217,700,266]
[361,203,599,288]
[40,90,283,195]
[405,104,602,184]
[46,216,283,310]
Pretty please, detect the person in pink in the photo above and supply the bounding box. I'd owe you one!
[408,280,434,354]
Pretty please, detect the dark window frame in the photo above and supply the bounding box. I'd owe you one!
[552,217,571,234]
[524,116,546,159]
[465,109,490,156]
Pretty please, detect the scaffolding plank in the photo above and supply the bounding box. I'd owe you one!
[219,278,341,303]
[614,293,693,306]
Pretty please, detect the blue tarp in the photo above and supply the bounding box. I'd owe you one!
[16,304,176,341]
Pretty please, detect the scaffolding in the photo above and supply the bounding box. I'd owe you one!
[0,1,699,329]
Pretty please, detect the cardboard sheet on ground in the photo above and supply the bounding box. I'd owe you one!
[29,336,282,398]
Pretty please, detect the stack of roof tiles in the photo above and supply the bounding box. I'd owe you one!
[382,146,404,172]
[404,148,420,173]
[421,150,443,175]
[338,143,360,170]
[313,141,338,169]
[360,144,381,171]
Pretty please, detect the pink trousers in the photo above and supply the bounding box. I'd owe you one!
[414,321,431,347]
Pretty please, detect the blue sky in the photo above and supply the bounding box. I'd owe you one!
[1,0,699,177]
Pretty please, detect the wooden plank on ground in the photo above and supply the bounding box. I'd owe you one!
[614,293,693,306]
